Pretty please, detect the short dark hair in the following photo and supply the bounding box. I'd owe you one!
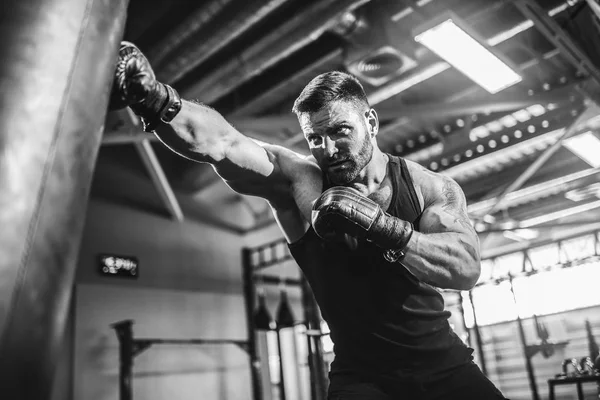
[292,71,370,115]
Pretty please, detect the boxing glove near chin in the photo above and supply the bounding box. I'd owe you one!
[109,41,182,132]
[311,186,413,256]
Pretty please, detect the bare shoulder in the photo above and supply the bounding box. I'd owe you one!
[403,159,477,239]
[263,143,321,182]
[220,141,321,210]
[260,143,323,211]
[403,158,450,209]
[260,145,323,242]
[404,158,470,212]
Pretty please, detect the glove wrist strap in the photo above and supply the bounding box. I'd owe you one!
[370,213,414,262]
[160,84,183,123]
[383,227,413,262]
[134,83,182,132]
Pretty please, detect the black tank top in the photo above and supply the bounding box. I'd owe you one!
[288,155,472,378]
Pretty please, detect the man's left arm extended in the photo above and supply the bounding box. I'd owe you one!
[402,177,481,291]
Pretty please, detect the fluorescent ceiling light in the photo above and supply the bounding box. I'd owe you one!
[563,131,600,167]
[519,200,600,228]
[388,3,575,101]
[415,18,522,93]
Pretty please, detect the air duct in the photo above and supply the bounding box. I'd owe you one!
[154,0,293,84]
[146,0,236,66]
[181,0,371,103]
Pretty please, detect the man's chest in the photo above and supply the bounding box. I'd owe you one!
[367,178,394,211]
[294,173,395,218]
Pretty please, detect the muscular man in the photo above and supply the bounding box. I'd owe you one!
[110,42,506,399]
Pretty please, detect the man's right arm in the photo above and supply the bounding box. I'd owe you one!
[154,99,313,205]
[110,41,315,205]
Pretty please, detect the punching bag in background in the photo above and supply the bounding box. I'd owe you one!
[0,0,129,398]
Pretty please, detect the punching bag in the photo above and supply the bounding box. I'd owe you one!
[0,0,128,398]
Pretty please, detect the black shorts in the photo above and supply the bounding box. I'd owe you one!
[328,361,507,400]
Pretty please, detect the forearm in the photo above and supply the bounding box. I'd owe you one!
[401,231,480,290]
[153,100,237,164]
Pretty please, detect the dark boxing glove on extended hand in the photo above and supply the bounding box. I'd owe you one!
[311,186,413,252]
[110,41,182,132]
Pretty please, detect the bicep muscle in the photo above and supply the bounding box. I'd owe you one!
[420,177,478,241]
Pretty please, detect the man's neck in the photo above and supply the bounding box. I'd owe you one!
[350,149,389,195]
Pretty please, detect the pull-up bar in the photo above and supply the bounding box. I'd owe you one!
[254,274,302,287]
[111,320,250,400]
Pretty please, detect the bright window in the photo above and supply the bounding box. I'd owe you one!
[463,232,600,327]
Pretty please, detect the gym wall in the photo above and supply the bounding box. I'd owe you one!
[68,199,301,400]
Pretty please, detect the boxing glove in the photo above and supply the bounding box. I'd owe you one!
[109,42,182,132]
[311,186,413,256]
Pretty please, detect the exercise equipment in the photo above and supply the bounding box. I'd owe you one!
[507,274,569,400]
[548,374,600,400]
[469,228,600,400]
[272,285,298,400]
[243,240,329,400]
[111,320,250,400]
[586,319,600,371]
[0,0,128,398]
[466,290,488,376]
[550,324,600,400]
[254,290,276,331]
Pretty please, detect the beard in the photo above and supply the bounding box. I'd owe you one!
[326,134,374,185]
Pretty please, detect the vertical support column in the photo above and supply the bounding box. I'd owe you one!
[112,320,135,400]
[0,0,128,399]
[243,248,264,400]
[467,290,487,376]
[457,292,471,348]
[301,277,328,400]
[275,329,288,400]
[508,275,540,400]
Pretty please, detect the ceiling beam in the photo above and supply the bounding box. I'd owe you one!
[134,138,184,222]
[101,115,297,146]
[102,128,155,145]
[119,108,184,222]
[480,220,600,233]
[375,82,582,121]
[181,0,371,102]
[92,160,271,234]
[155,0,294,84]
[481,221,600,260]
[514,0,600,87]
[479,103,600,218]
[228,48,343,118]
[467,166,600,215]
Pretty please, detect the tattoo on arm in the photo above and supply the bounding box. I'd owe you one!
[459,238,479,261]
[441,179,476,234]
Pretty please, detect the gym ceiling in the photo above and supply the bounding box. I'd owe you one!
[97,0,600,255]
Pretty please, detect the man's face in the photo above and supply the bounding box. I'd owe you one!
[298,100,376,185]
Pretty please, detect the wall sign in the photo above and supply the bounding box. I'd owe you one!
[98,254,139,278]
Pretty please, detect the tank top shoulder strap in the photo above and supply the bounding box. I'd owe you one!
[387,154,423,228]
